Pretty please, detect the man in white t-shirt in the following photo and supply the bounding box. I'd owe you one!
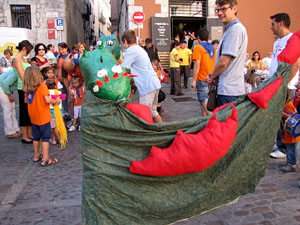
[269,13,299,80]
[269,13,300,171]
[262,52,272,70]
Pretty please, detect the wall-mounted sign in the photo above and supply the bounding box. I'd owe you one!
[46,12,59,18]
[151,17,171,52]
[48,30,56,39]
[133,11,145,24]
[56,19,64,30]
[47,19,55,29]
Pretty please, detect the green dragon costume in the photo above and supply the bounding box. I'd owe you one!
[80,31,300,225]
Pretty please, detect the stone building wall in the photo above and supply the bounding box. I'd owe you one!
[0,0,94,49]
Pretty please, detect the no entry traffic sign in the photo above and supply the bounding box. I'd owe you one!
[133,11,145,24]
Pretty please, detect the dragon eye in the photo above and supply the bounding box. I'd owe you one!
[100,56,104,63]
[107,40,114,46]
[97,40,102,46]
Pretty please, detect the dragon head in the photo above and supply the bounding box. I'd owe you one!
[79,42,132,101]
[98,31,121,60]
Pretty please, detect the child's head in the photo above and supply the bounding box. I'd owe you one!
[71,76,82,88]
[152,60,159,71]
[45,79,56,90]
[72,44,79,53]
[245,70,257,86]
[43,66,55,80]
[23,66,44,93]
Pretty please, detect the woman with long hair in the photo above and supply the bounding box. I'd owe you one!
[247,51,265,71]
[12,40,34,143]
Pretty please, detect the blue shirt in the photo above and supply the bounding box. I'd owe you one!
[122,45,161,96]
[0,68,18,94]
[216,18,248,96]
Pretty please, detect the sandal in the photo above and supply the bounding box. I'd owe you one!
[50,140,57,145]
[32,154,43,162]
[41,158,58,166]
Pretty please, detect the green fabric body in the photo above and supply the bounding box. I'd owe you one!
[81,62,290,225]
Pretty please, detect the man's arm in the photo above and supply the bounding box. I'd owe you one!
[289,57,300,82]
[189,53,193,67]
[207,55,232,84]
[191,60,200,88]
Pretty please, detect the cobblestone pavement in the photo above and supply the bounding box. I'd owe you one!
[0,80,300,225]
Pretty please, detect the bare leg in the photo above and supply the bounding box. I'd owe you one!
[52,127,61,143]
[201,101,211,117]
[72,118,78,127]
[27,126,33,139]
[21,126,31,141]
[153,114,163,123]
[41,142,50,161]
[33,141,40,158]
[69,101,74,119]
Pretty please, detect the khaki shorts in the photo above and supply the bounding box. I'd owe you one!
[139,89,159,118]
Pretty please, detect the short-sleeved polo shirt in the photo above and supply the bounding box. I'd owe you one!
[216,18,248,96]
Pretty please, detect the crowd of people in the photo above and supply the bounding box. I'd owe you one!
[0,40,89,166]
[137,0,300,177]
[0,0,300,176]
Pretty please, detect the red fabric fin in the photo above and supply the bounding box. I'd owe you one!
[112,72,120,79]
[129,74,138,77]
[278,30,300,65]
[96,80,104,87]
[248,75,282,109]
[212,102,232,114]
[130,104,238,176]
[126,103,154,124]
[122,71,130,77]
[104,75,110,82]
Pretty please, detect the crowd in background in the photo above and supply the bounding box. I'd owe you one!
[0,40,90,166]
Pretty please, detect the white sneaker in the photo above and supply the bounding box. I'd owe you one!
[68,125,76,131]
[270,149,286,158]
[78,126,80,131]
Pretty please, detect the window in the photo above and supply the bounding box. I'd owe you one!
[11,5,31,29]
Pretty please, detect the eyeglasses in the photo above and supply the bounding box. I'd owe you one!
[214,6,231,14]
[38,48,45,51]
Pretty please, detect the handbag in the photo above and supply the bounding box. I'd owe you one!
[207,77,219,111]
[206,41,223,111]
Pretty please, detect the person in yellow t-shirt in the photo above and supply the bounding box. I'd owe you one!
[178,41,192,88]
[169,40,183,96]
[191,30,216,117]
[247,51,265,72]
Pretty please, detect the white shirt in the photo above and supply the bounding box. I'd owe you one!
[269,33,293,77]
[262,57,272,70]
[269,33,298,89]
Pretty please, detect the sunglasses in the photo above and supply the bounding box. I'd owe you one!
[38,48,46,51]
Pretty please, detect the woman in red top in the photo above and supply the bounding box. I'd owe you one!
[31,43,53,74]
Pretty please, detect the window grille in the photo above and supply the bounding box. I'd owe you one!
[11,5,31,29]
[170,0,207,18]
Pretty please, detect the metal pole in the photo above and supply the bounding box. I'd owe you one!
[137,24,140,44]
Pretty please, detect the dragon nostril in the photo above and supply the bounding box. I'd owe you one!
[100,56,104,63]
